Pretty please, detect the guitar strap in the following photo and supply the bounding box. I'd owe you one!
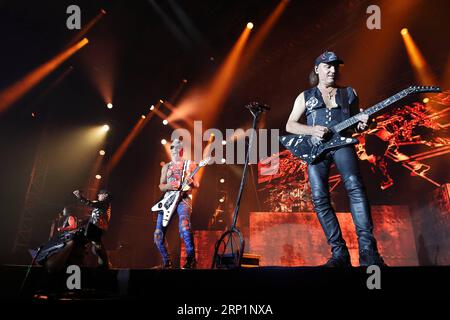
[339,87,350,121]
[180,160,188,188]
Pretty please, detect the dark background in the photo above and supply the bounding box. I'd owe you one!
[0,0,449,266]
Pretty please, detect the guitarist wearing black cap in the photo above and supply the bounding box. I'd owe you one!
[285,51,385,267]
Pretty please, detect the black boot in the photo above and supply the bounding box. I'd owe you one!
[359,249,386,267]
[322,250,352,267]
[182,256,197,269]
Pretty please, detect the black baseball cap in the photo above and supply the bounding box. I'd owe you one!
[314,51,344,66]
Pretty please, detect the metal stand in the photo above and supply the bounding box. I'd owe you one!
[19,244,44,296]
[212,102,269,268]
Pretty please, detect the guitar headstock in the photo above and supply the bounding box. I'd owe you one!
[198,156,212,167]
[406,85,441,94]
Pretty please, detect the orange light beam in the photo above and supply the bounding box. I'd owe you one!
[240,0,289,71]
[106,99,183,173]
[202,26,252,126]
[169,79,188,103]
[107,117,146,173]
[0,38,89,113]
[401,31,438,85]
[152,107,182,129]
[163,101,194,129]
[28,66,74,113]
[107,104,161,173]
[65,9,106,49]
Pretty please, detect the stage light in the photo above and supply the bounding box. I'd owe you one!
[141,115,146,119]
[161,139,167,145]
[219,198,225,203]
[99,150,105,156]
[219,178,225,183]
[222,140,227,145]
[95,174,102,180]
[247,22,254,29]
[107,103,113,109]
[150,105,155,111]
[423,98,430,103]
[102,124,110,132]
[159,99,164,103]
[182,79,188,83]
[163,119,169,125]
[221,158,226,164]
[401,28,437,85]
[31,112,36,117]
[0,38,89,113]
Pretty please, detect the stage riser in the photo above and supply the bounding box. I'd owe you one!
[249,206,419,266]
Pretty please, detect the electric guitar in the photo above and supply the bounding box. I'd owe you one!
[151,157,211,227]
[280,85,441,164]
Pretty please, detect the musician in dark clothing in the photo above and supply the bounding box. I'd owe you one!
[285,51,385,267]
[73,189,111,269]
[49,207,78,239]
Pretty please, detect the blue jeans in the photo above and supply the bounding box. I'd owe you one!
[153,200,195,264]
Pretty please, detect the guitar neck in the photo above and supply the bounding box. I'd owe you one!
[332,89,409,132]
[180,163,201,188]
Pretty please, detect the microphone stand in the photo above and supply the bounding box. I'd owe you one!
[19,244,44,297]
[212,103,269,268]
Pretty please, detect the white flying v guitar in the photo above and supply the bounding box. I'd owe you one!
[150,157,211,227]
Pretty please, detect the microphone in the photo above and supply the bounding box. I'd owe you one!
[245,102,270,113]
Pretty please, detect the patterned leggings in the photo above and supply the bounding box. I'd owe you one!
[153,200,195,264]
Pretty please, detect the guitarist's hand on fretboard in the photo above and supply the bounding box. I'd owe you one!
[355,113,369,131]
[181,178,198,191]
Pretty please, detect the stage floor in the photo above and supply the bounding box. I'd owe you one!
[1,265,448,302]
